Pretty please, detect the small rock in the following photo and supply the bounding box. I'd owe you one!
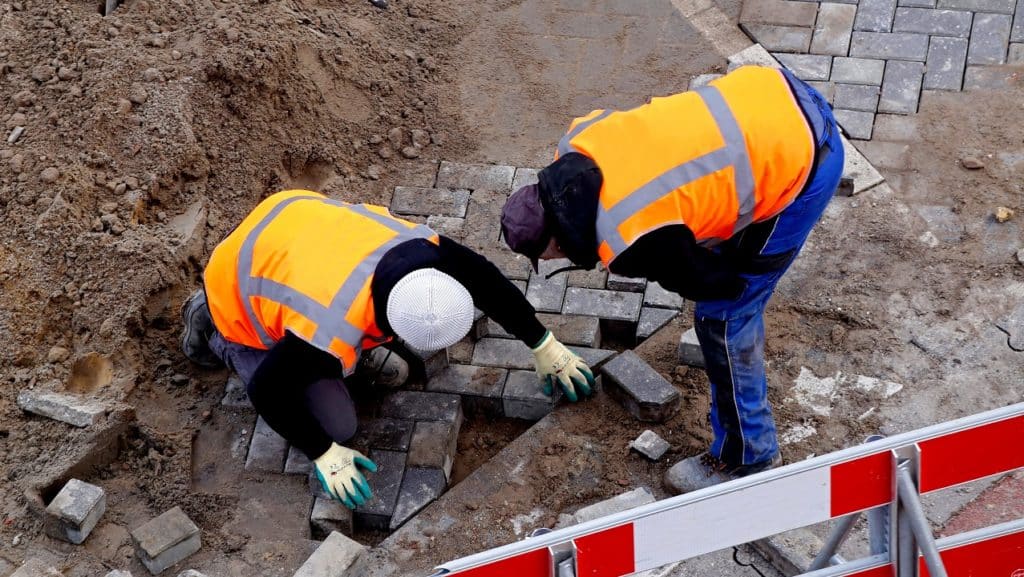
[366,165,382,180]
[961,156,984,170]
[629,430,671,461]
[169,374,190,386]
[10,153,25,173]
[400,146,421,159]
[148,35,167,48]
[995,207,1015,223]
[171,50,183,60]
[225,28,240,41]
[47,346,70,363]
[13,90,34,107]
[116,99,133,114]
[7,126,25,145]
[411,129,430,148]
[370,0,388,9]
[830,325,847,344]
[368,134,383,145]
[141,68,164,82]
[128,87,148,105]
[31,64,55,82]
[57,67,76,81]
[40,167,60,183]
[378,147,392,159]
[387,127,404,150]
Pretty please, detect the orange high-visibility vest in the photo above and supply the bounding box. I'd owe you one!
[557,66,815,267]
[203,190,438,375]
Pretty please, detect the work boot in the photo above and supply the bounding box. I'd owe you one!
[356,347,409,388]
[180,289,223,368]
[665,452,782,494]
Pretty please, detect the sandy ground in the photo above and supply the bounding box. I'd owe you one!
[1,0,1022,574]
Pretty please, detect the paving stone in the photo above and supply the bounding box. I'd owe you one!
[425,215,464,240]
[448,337,475,364]
[678,327,707,368]
[643,281,684,309]
[221,374,253,409]
[899,0,936,7]
[637,307,679,342]
[841,135,886,193]
[573,487,657,524]
[878,60,925,113]
[488,313,602,348]
[436,161,515,192]
[968,13,1012,65]
[131,507,201,575]
[293,531,368,577]
[390,468,447,530]
[471,337,533,369]
[245,416,289,473]
[936,0,1015,12]
[805,81,836,103]
[10,559,61,577]
[727,43,781,71]
[740,0,818,26]
[1015,0,1024,41]
[742,23,812,52]
[16,390,108,428]
[572,347,617,369]
[849,31,929,60]
[562,288,643,322]
[924,36,969,90]
[567,267,608,289]
[471,308,488,341]
[606,273,646,293]
[351,418,414,452]
[830,57,886,85]
[406,345,449,379]
[630,430,672,461]
[854,0,898,31]
[461,188,506,246]
[962,64,1022,89]
[893,7,972,36]
[45,478,105,544]
[601,350,680,423]
[380,391,462,423]
[1009,42,1024,62]
[511,167,541,192]
[285,446,313,475]
[811,3,857,55]
[871,113,920,140]
[390,187,470,218]
[834,109,875,139]
[310,497,354,539]
[773,53,832,80]
[525,271,567,313]
[853,140,911,171]
[834,83,880,112]
[688,73,725,89]
[502,369,559,420]
[353,450,407,531]
[425,364,508,416]
[475,245,532,281]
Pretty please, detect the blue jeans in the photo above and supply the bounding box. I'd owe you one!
[694,83,844,466]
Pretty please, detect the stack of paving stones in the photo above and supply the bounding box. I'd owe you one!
[737,0,1024,139]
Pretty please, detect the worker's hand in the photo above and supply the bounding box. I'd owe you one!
[313,443,378,509]
[531,331,595,402]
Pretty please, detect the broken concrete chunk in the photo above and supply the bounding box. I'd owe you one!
[131,506,201,575]
[573,487,656,525]
[45,478,106,544]
[293,531,368,577]
[601,351,681,423]
[678,328,706,368]
[16,391,108,427]
[311,497,354,539]
[389,468,447,530]
[630,430,671,461]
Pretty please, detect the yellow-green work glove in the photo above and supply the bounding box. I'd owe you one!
[530,331,595,402]
[314,443,378,509]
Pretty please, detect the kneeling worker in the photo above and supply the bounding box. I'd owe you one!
[181,189,595,508]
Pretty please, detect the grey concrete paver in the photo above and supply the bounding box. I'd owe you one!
[850,31,930,60]
[855,0,899,31]
[878,60,925,113]
[1010,42,1024,61]
[835,108,875,139]
[740,0,819,26]
[811,3,858,55]
[830,57,886,85]
[936,0,1016,13]
[834,83,882,111]
[743,23,813,52]
[773,53,833,79]
[924,36,969,90]
[967,13,1013,64]
[1014,0,1024,40]
[893,7,973,36]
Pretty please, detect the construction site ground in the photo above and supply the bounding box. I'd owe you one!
[1,0,1022,576]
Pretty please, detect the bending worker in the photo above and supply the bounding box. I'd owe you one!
[500,65,844,479]
[180,189,595,508]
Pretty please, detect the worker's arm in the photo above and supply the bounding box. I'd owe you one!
[611,225,747,302]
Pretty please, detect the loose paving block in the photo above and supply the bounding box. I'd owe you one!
[637,307,679,342]
[351,418,414,452]
[678,328,706,368]
[390,187,470,218]
[380,391,462,423]
[630,430,672,461]
[727,43,781,71]
[461,188,506,246]
[310,497,353,539]
[811,3,857,55]
[572,488,656,524]
[606,273,646,293]
[293,531,368,577]
[830,57,886,85]
[571,346,617,369]
[849,31,929,60]
[773,53,832,80]
[471,337,533,369]
[406,345,449,379]
[511,167,540,191]
[353,450,407,531]
[408,419,459,479]
[436,161,515,192]
[936,0,1015,12]
[245,416,289,473]
[16,391,108,428]
[601,350,680,423]
[841,135,885,193]
[742,24,812,53]
[854,0,898,31]
[1014,0,1024,41]
[389,468,447,530]
[11,559,60,577]
[963,64,1022,89]
[968,14,1012,65]
[1009,42,1024,63]
[487,314,602,348]
[834,109,875,140]
[502,370,559,420]
[131,507,201,575]
[924,36,968,90]
[834,83,880,112]
[45,478,106,544]
[425,215,464,239]
[806,81,836,103]
[643,281,683,309]
[525,271,567,313]
[425,364,508,415]
[688,73,725,89]
[562,288,643,322]
[285,446,313,475]
[871,113,919,140]
[893,7,972,36]
[740,0,818,26]
[221,374,253,409]
[879,60,925,113]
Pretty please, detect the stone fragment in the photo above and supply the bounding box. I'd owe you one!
[310,497,353,539]
[351,418,415,452]
[630,430,671,461]
[502,370,559,420]
[16,391,108,428]
[893,7,971,36]
[11,559,61,577]
[39,167,59,183]
[293,532,368,577]
[562,288,643,322]
[678,328,706,368]
[967,14,1012,65]
[834,84,880,112]
[773,53,832,81]
[849,32,929,60]
[45,478,106,544]
[637,307,679,342]
[131,507,201,575]
[105,571,133,577]
[879,60,924,114]
[390,187,470,218]
[742,24,812,53]
[525,271,567,313]
[601,350,681,423]
[811,3,857,55]
[390,468,447,530]
[408,420,460,479]
[854,0,898,31]
[221,374,253,409]
[511,167,540,191]
[425,365,508,416]
[176,572,206,577]
[353,450,407,531]
[666,454,729,494]
[995,207,1015,223]
[7,125,24,144]
[436,161,515,192]
[46,346,70,363]
[380,391,462,423]
[924,37,969,91]
[245,416,289,473]
[285,446,313,475]
[606,273,646,293]
[830,57,886,85]
[572,488,656,524]
[961,156,985,169]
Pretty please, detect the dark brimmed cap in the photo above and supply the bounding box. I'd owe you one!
[501,184,549,272]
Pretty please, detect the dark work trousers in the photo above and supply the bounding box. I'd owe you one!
[693,78,845,467]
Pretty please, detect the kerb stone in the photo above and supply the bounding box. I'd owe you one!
[572,488,656,524]
[390,187,470,217]
[502,370,560,420]
[380,391,462,424]
[727,44,780,71]
[841,135,885,193]
[601,350,680,423]
[389,468,447,530]
[426,365,508,416]
[688,73,725,89]
[878,60,924,113]
[45,478,106,544]
[849,32,929,60]
[354,450,407,531]
[678,328,706,367]
[245,416,289,473]
[131,507,201,575]
[830,57,886,85]
[436,161,515,192]
[773,53,832,80]
[637,308,679,342]
[310,497,353,539]
[630,430,672,461]
[293,531,368,577]
[811,4,857,55]
[562,288,642,322]
[221,374,253,409]
[16,391,108,428]
[924,37,968,90]
[967,14,1012,65]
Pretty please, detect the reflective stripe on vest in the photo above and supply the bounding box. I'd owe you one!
[236,195,434,360]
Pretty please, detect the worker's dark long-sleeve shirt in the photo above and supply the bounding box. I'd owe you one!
[245,236,546,460]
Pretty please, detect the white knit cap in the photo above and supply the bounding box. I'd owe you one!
[386,268,474,351]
